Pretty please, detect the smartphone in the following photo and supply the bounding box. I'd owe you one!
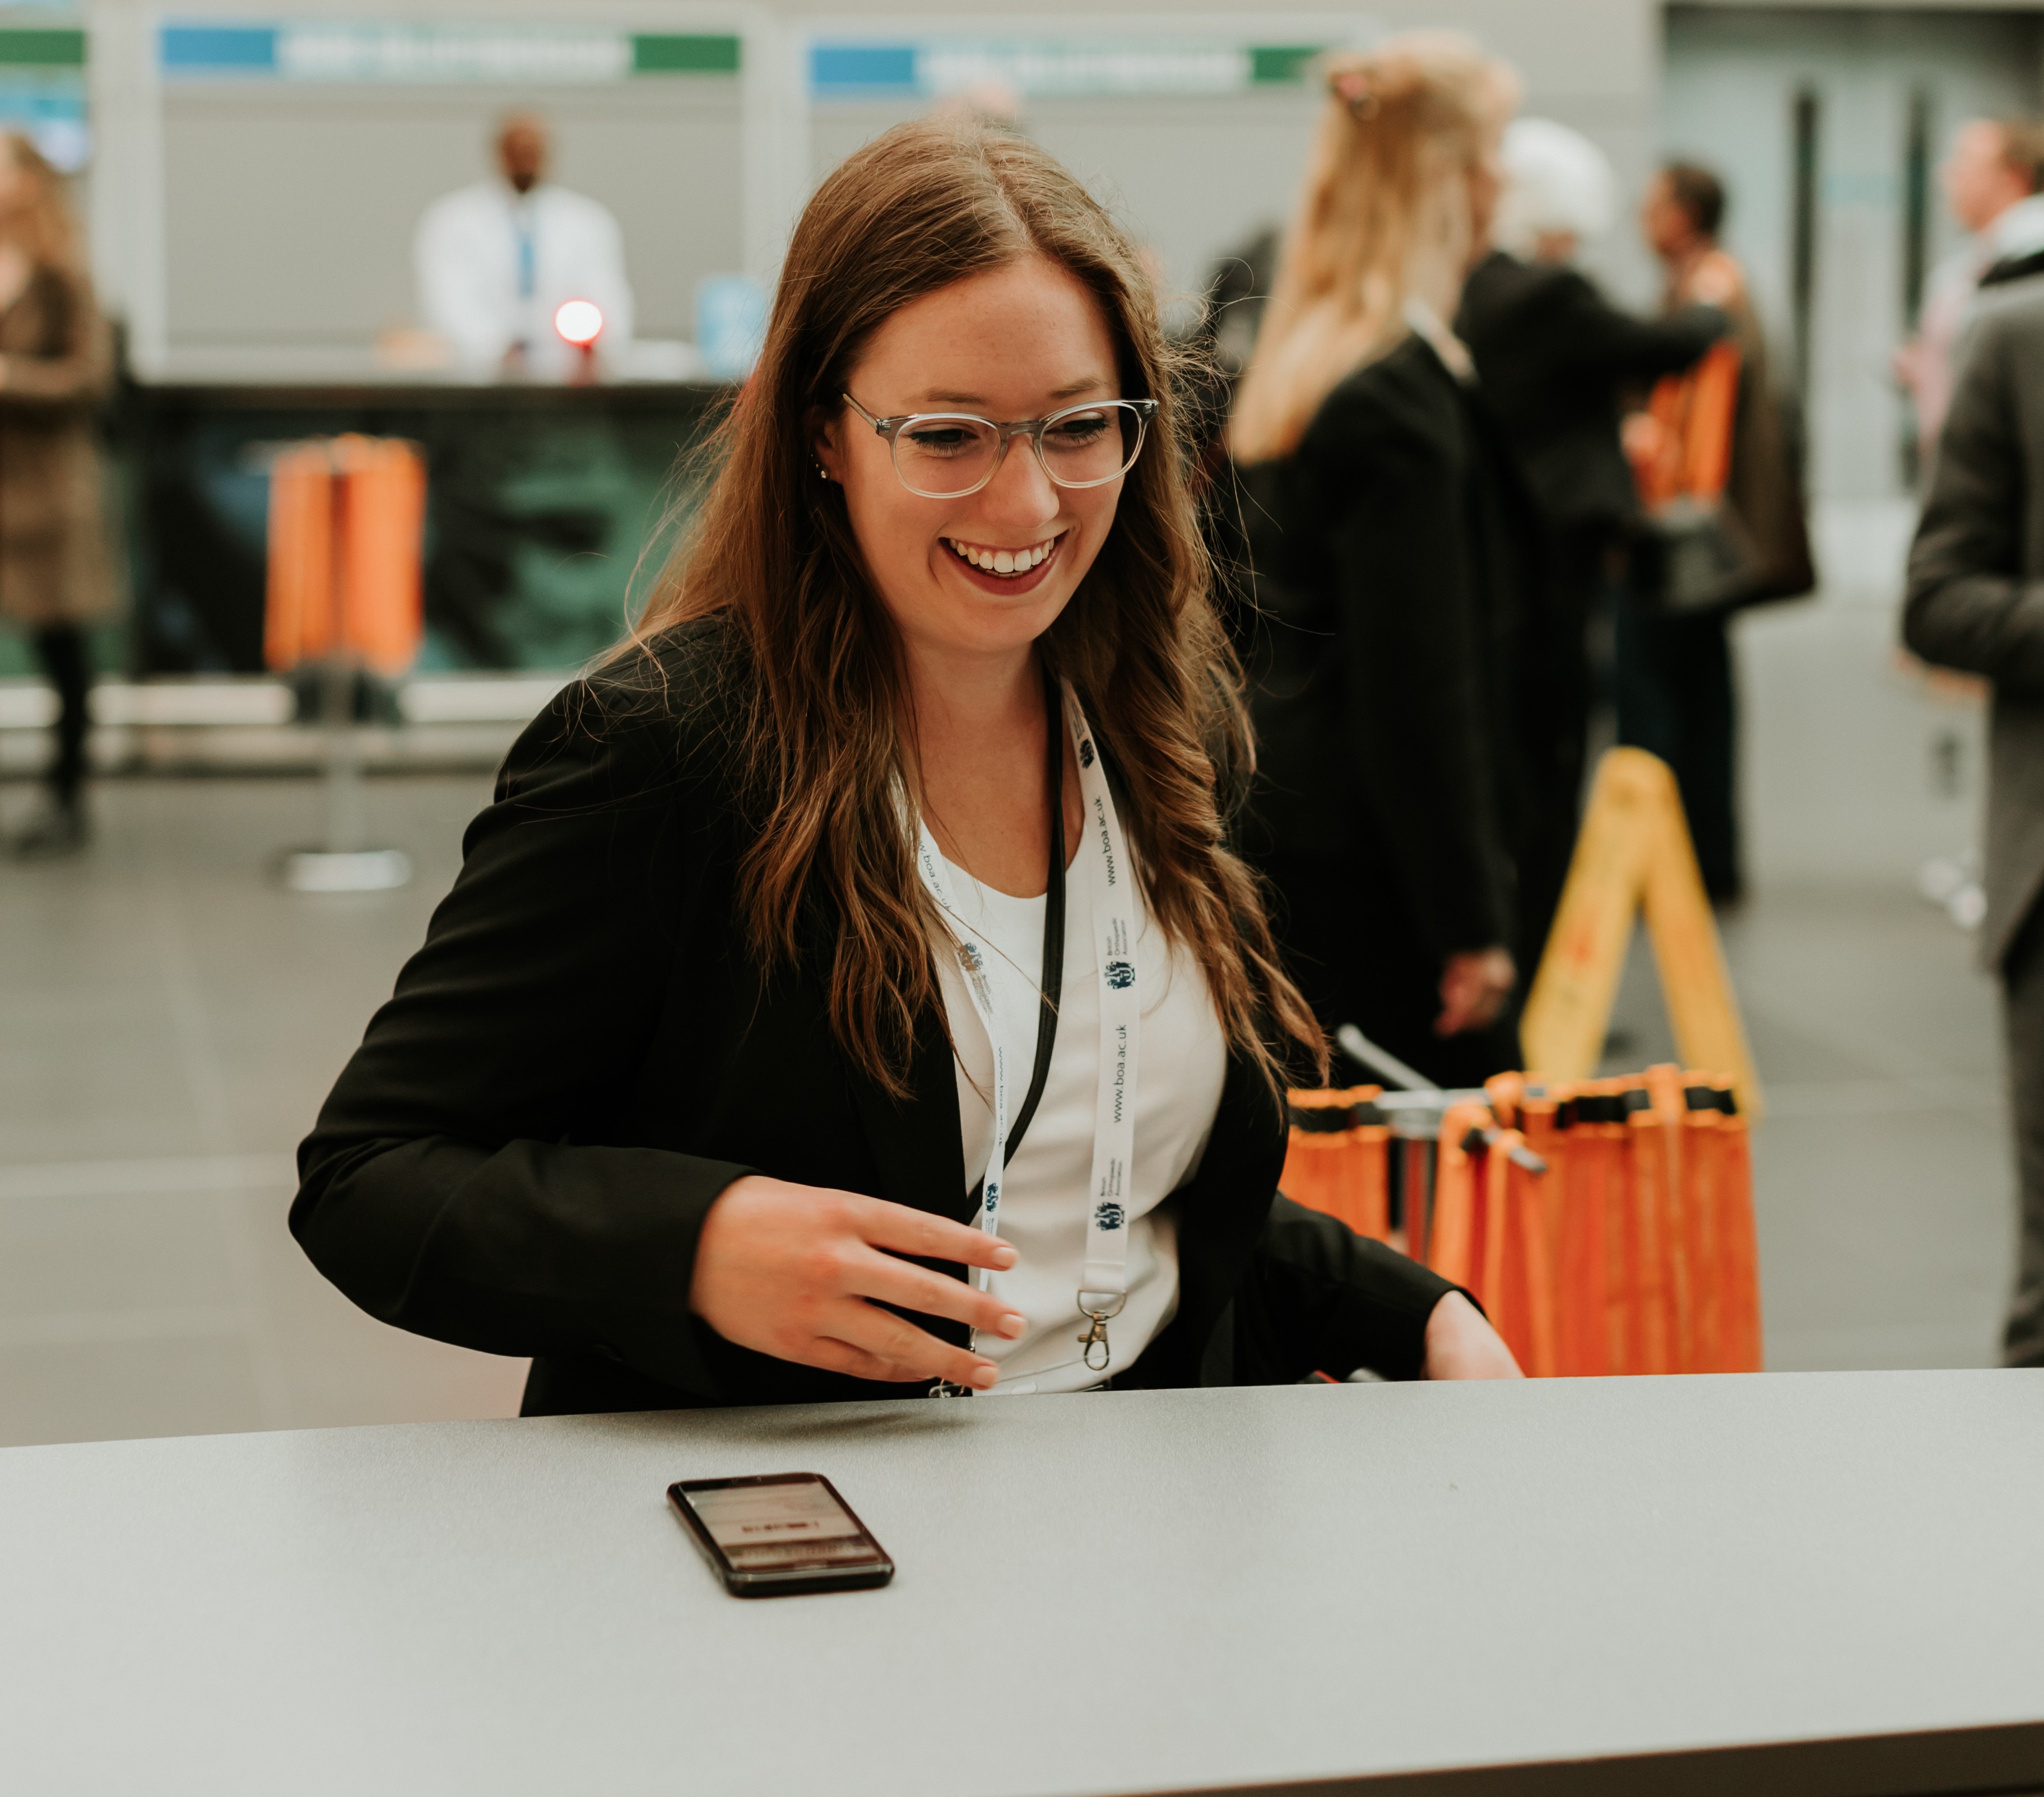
[668,1473,894,1597]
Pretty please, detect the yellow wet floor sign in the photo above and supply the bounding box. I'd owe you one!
[1520,748,1763,1120]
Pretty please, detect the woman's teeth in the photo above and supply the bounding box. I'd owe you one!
[946,537,1058,577]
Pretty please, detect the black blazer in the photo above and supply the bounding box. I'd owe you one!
[292,621,1456,1414]
[1455,250,1722,538]
[1239,333,1551,963]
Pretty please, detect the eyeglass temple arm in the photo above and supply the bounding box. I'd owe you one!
[841,393,888,434]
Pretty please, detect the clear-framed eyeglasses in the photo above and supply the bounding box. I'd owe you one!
[841,392,1158,499]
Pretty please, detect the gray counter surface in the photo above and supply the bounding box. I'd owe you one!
[4,1373,2043,1795]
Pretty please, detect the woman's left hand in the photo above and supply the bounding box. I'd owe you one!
[1421,1291,1523,1379]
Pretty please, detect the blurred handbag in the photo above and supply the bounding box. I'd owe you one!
[1627,341,1760,616]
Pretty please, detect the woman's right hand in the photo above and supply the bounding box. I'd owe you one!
[689,1175,1026,1390]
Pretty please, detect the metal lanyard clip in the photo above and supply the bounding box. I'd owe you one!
[1076,1292,1126,1374]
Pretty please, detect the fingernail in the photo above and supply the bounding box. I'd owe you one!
[970,1363,999,1390]
[992,1245,1019,1269]
[997,1312,1026,1339]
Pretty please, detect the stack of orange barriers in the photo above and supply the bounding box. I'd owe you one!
[1281,1067,1760,1377]
[264,435,426,678]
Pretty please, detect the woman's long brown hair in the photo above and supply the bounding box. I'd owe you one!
[629,118,1324,1097]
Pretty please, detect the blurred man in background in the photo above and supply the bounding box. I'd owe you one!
[1457,120,1725,945]
[414,113,635,380]
[1904,273,2044,1366]
[1897,118,2044,455]
[1617,162,1812,905]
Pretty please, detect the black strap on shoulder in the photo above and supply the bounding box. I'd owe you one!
[1004,662,1067,1161]
[962,664,1065,1212]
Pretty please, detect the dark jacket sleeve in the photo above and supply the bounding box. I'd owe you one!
[290,682,754,1401]
[1904,313,2044,697]
[1314,374,1515,956]
[1544,276,1724,385]
[1235,1196,1459,1380]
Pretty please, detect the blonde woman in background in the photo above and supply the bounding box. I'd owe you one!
[1230,32,1560,1090]
[0,132,110,855]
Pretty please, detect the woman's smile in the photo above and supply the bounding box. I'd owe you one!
[941,530,1067,595]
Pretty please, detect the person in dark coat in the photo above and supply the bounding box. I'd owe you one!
[1456,120,1725,938]
[1229,33,1547,1090]
[1620,162,1814,904]
[1904,281,2044,1365]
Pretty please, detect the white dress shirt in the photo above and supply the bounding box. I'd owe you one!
[414,180,635,379]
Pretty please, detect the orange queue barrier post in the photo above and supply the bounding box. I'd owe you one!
[1279,1089,1391,1244]
[1278,1064,1762,1378]
[265,435,426,679]
[263,435,427,893]
[1419,1102,1491,1289]
[1559,1085,1626,1376]
[1681,1077,1762,1374]
[1627,1079,1676,1375]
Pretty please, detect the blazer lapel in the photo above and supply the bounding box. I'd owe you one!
[845,999,972,1226]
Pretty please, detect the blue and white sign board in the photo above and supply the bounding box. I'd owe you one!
[159,22,741,83]
[808,39,1326,101]
[0,22,87,172]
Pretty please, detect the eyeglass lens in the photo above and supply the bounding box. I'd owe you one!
[891,403,1145,497]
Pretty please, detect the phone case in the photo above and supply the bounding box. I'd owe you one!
[668,1474,895,1598]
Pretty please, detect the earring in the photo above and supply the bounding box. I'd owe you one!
[814,461,831,481]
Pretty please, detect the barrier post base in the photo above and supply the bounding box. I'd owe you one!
[280,848,412,893]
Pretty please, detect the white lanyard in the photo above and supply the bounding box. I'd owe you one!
[913,681,1142,1378]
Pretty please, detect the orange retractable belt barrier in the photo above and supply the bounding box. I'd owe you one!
[1279,1089,1391,1243]
[1680,1077,1760,1373]
[266,435,426,678]
[1280,1063,1762,1376]
[1421,1101,1493,1289]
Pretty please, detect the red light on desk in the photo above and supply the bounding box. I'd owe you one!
[554,300,603,347]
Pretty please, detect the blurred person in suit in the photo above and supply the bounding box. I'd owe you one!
[1896,118,2044,457]
[1229,32,1551,1089]
[1456,119,1725,946]
[1621,162,1812,904]
[0,132,110,856]
[415,113,635,380]
[1904,286,2044,1366]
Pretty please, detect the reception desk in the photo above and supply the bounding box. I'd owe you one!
[3,1374,2042,1794]
[118,378,730,678]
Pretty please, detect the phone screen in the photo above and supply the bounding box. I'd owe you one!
[670,1473,893,1595]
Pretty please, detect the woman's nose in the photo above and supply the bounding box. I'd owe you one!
[974,435,1060,526]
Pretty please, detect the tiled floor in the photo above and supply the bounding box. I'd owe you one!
[0,756,2019,1450]
[0,774,527,1446]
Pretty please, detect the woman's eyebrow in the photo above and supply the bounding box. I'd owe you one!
[910,376,1117,408]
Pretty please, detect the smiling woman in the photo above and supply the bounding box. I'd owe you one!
[289,118,1520,1417]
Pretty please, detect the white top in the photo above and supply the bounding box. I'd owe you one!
[932,847,1228,1394]
[413,179,636,379]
